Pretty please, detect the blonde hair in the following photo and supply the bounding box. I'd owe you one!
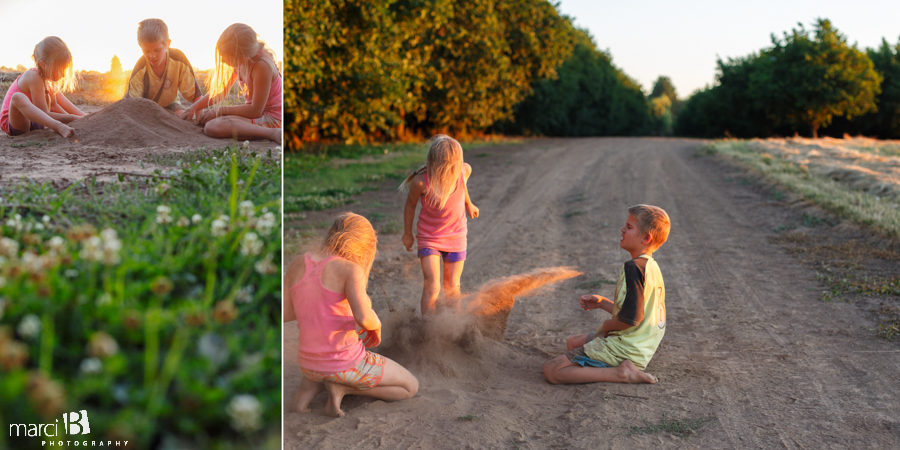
[208,23,278,102]
[627,204,671,250]
[137,19,169,45]
[400,135,464,209]
[321,213,378,288]
[33,37,76,94]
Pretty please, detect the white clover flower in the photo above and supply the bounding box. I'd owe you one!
[240,232,263,256]
[80,357,103,375]
[96,293,112,307]
[87,332,119,359]
[211,219,228,237]
[34,223,44,231]
[236,285,255,304]
[254,254,277,275]
[219,215,230,223]
[255,212,276,236]
[64,269,79,278]
[80,236,102,262]
[18,314,41,339]
[177,216,190,227]
[21,251,43,273]
[242,140,250,150]
[227,395,262,432]
[239,200,255,219]
[191,214,203,224]
[0,237,19,258]
[48,236,65,251]
[42,215,50,224]
[156,183,171,195]
[156,205,173,225]
[275,146,282,153]
[236,179,245,186]
[101,230,122,265]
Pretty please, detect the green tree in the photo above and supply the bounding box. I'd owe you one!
[862,39,900,137]
[751,19,881,138]
[110,55,122,73]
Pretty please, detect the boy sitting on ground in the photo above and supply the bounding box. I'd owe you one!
[124,18,202,115]
[543,204,671,385]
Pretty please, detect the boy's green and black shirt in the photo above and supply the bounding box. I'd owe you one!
[583,255,666,370]
[125,48,202,110]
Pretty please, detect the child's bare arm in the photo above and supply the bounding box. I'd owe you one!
[402,177,425,251]
[580,294,614,314]
[282,257,303,323]
[21,74,76,122]
[54,92,86,117]
[462,163,479,218]
[601,317,634,337]
[344,263,382,332]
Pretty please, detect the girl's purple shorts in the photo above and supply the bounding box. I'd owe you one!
[417,248,466,262]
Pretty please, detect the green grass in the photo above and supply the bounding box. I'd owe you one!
[0,145,281,449]
[457,414,482,421]
[8,139,58,149]
[625,412,716,438]
[706,141,900,238]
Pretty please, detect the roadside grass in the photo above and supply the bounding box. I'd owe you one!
[702,141,900,239]
[0,145,281,449]
[284,139,520,214]
[625,412,716,438]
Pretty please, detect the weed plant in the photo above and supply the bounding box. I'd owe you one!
[625,412,716,438]
[0,145,281,449]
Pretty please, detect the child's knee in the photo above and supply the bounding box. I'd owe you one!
[542,359,560,384]
[9,92,30,107]
[203,119,229,138]
[406,376,419,398]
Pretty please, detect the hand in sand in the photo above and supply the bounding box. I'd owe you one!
[402,233,414,252]
[580,294,606,311]
[196,110,217,126]
[358,327,381,348]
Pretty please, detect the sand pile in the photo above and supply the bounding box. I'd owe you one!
[380,267,581,377]
[69,97,204,148]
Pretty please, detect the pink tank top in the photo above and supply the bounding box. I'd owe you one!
[1,69,39,134]
[291,253,365,373]
[416,172,467,252]
[238,55,282,121]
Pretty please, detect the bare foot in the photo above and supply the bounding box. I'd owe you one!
[290,377,324,413]
[618,360,658,384]
[323,381,349,418]
[268,128,282,143]
[54,123,74,138]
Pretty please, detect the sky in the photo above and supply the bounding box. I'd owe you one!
[556,0,900,98]
[0,0,283,72]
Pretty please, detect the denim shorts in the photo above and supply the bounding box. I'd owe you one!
[417,247,466,262]
[564,333,613,368]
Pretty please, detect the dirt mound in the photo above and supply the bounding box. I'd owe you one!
[380,267,582,377]
[70,98,204,148]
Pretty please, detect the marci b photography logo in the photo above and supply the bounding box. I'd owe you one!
[8,410,129,447]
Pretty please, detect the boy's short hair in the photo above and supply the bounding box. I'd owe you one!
[137,19,169,45]
[628,204,670,249]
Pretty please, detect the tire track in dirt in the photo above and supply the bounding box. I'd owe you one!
[285,138,900,449]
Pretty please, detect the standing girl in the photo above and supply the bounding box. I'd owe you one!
[284,213,418,418]
[1,37,84,138]
[182,23,281,142]
[401,135,480,315]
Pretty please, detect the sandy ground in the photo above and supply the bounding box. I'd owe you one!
[284,138,900,449]
[0,98,279,185]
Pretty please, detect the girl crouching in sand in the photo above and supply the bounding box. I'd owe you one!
[401,135,479,315]
[1,37,85,138]
[284,213,418,417]
[182,23,281,142]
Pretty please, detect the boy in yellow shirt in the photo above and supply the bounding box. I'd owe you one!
[124,19,202,114]
[543,204,670,384]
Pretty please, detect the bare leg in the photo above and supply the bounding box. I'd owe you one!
[290,375,324,413]
[543,355,657,385]
[8,92,73,138]
[566,333,591,351]
[323,357,419,418]
[442,260,465,310]
[420,255,441,315]
[204,116,281,142]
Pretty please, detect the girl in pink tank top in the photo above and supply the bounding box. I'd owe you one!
[284,213,418,417]
[400,135,480,315]
[181,23,282,143]
[1,37,84,138]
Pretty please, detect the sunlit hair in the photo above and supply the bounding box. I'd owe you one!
[208,23,279,103]
[627,204,671,249]
[137,19,169,45]
[321,212,378,288]
[32,37,77,94]
[399,135,464,209]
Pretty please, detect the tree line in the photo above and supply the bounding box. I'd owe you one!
[284,0,657,148]
[676,19,900,139]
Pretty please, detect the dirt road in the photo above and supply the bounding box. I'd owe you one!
[284,138,900,449]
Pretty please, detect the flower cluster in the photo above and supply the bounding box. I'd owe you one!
[79,229,122,265]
